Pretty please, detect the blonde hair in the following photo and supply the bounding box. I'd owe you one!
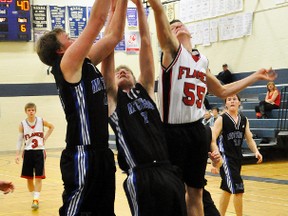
[115,65,136,83]
[266,82,276,91]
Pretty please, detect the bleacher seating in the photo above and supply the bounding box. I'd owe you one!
[206,68,288,159]
[110,69,288,158]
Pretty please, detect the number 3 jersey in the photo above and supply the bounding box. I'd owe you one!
[157,44,209,124]
[22,117,45,150]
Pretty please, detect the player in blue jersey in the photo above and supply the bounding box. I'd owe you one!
[211,94,262,216]
[36,0,128,215]
[102,0,187,215]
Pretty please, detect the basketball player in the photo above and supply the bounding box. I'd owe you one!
[36,0,128,215]
[15,102,54,209]
[102,0,187,215]
[147,0,276,215]
[211,94,262,216]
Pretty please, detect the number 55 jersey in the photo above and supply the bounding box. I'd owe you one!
[157,44,209,124]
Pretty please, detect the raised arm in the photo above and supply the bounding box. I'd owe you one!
[60,0,111,82]
[207,67,277,99]
[147,0,179,66]
[130,0,155,98]
[101,3,118,116]
[88,0,128,66]
[244,119,263,164]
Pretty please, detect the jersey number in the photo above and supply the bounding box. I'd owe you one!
[31,139,38,149]
[182,82,205,108]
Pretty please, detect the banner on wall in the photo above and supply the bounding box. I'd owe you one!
[68,6,87,38]
[127,8,137,27]
[164,3,175,22]
[32,5,48,29]
[50,6,66,30]
[126,31,140,54]
[115,34,126,51]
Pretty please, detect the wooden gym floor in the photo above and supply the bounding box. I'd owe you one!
[0,149,287,216]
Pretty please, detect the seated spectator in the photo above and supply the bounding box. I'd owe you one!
[202,110,213,127]
[255,81,281,118]
[211,107,220,125]
[216,64,233,84]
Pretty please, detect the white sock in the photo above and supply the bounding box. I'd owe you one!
[34,191,40,200]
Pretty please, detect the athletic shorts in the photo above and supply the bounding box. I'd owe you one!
[163,120,209,188]
[59,146,116,216]
[203,188,220,216]
[21,149,46,179]
[124,163,187,216]
[220,156,244,194]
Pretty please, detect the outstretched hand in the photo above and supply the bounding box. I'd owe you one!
[256,67,277,81]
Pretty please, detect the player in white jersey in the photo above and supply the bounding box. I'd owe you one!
[147,0,277,215]
[15,103,54,210]
[157,46,209,124]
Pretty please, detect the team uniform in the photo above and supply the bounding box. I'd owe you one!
[109,83,187,216]
[217,112,247,194]
[203,125,221,216]
[52,57,116,216]
[21,117,46,180]
[157,45,209,188]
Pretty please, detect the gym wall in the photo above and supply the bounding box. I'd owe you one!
[0,0,287,152]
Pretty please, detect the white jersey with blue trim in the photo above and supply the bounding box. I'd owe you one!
[22,117,45,150]
[157,45,209,124]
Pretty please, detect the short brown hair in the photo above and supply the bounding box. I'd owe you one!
[169,19,182,25]
[224,94,241,103]
[25,103,36,111]
[36,28,65,66]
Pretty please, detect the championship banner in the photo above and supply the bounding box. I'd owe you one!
[50,6,66,30]
[127,7,137,27]
[32,5,47,29]
[67,6,87,38]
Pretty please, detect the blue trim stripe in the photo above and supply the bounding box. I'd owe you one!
[75,83,90,146]
[126,173,139,216]
[67,146,87,216]
[110,112,139,214]
[218,135,235,193]
[110,112,136,168]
